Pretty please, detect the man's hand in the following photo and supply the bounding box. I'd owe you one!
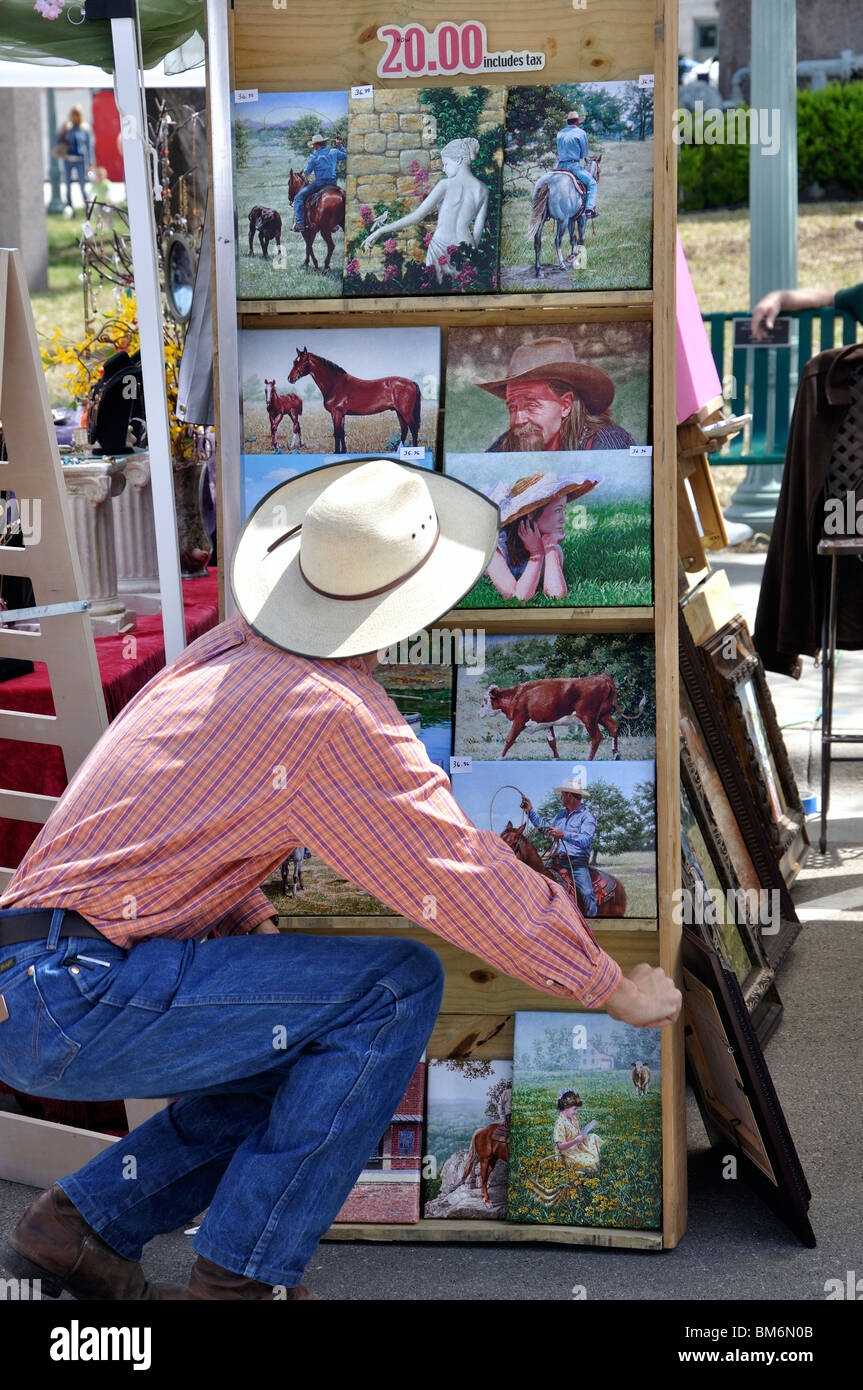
[604,963,682,1028]
[750,289,784,340]
[253,918,280,935]
[520,795,533,814]
[548,827,565,841]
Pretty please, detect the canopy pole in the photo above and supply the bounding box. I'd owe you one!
[110,13,187,660]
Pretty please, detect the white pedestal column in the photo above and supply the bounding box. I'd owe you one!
[112,451,163,615]
[62,458,136,636]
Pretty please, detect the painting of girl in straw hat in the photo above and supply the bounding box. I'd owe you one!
[446,454,652,609]
[343,87,503,296]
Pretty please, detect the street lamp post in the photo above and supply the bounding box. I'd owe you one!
[45,88,65,215]
[724,0,798,534]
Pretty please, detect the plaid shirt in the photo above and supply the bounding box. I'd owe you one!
[0,616,621,1007]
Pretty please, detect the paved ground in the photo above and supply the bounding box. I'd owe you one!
[1,550,860,1299]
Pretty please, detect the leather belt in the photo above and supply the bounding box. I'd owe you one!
[0,908,112,948]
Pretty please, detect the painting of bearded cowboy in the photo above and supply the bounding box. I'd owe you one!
[477,337,635,453]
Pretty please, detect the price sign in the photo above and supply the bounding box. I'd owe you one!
[398,446,426,462]
[629,445,653,456]
[377,20,544,79]
[234,88,259,104]
[638,73,655,89]
[351,85,373,99]
[449,756,472,774]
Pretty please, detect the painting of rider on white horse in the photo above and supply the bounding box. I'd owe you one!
[499,81,654,293]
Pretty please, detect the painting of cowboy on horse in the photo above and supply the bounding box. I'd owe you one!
[499,81,654,292]
[233,90,347,300]
[450,758,658,920]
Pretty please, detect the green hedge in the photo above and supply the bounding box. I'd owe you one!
[678,80,863,210]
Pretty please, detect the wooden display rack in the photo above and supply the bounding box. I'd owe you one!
[207,0,683,1249]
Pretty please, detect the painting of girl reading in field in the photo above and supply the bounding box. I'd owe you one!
[507,1010,662,1229]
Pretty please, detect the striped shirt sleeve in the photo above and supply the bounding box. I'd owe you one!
[285,693,622,1007]
[211,888,278,937]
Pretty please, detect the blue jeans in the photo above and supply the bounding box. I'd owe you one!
[552,858,597,916]
[0,907,443,1285]
[558,159,597,211]
[62,157,87,208]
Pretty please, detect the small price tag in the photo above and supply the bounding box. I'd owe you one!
[351,84,374,99]
[81,220,93,239]
[234,88,259,104]
[629,444,653,456]
[638,73,655,89]
[449,756,472,775]
[398,445,425,462]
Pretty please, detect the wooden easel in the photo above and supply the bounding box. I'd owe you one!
[677,396,748,581]
[0,247,164,1183]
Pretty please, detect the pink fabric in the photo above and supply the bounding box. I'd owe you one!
[676,232,723,424]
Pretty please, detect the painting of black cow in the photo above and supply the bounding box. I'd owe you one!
[455,632,655,762]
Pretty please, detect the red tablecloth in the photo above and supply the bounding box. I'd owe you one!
[0,568,220,1134]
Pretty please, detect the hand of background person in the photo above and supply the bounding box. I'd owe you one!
[604,963,682,1027]
[750,289,784,340]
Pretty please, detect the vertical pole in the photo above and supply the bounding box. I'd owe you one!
[45,89,65,216]
[205,0,242,619]
[110,15,187,659]
[725,0,798,533]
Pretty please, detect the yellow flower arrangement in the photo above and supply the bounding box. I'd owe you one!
[41,291,198,464]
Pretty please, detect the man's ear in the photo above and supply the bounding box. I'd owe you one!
[559,391,575,421]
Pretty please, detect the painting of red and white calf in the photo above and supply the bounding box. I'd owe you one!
[455,632,655,762]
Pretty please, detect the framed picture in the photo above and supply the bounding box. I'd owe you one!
[334,1060,426,1224]
[698,616,809,885]
[679,714,782,1046]
[454,631,655,762]
[507,1011,661,1230]
[232,90,347,300]
[238,326,440,519]
[450,758,657,922]
[343,87,504,297]
[500,82,654,293]
[423,1059,513,1220]
[679,610,802,971]
[682,929,815,1247]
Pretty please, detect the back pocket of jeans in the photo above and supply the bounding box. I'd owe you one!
[0,970,81,1090]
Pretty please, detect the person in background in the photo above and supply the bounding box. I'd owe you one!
[57,105,93,211]
[751,279,863,338]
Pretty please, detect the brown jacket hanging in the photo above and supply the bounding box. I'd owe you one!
[754,342,863,678]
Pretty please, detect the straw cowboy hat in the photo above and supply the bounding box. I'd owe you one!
[475,338,615,414]
[554,777,591,797]
[309,133,328,145]
[230,458,499,659]
[566,110,582,122]
[490,471,598,527]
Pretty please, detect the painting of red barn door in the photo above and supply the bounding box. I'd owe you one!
[334,1060,426,1224]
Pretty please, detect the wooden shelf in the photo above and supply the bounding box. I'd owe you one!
[435,606,655,632]
[238,291,653,325]
[214,0,684,1253]
[324,1219,663,1249]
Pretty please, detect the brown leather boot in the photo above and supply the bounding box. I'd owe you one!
[188,1253,319,1300]
[0,1185,191,1300]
